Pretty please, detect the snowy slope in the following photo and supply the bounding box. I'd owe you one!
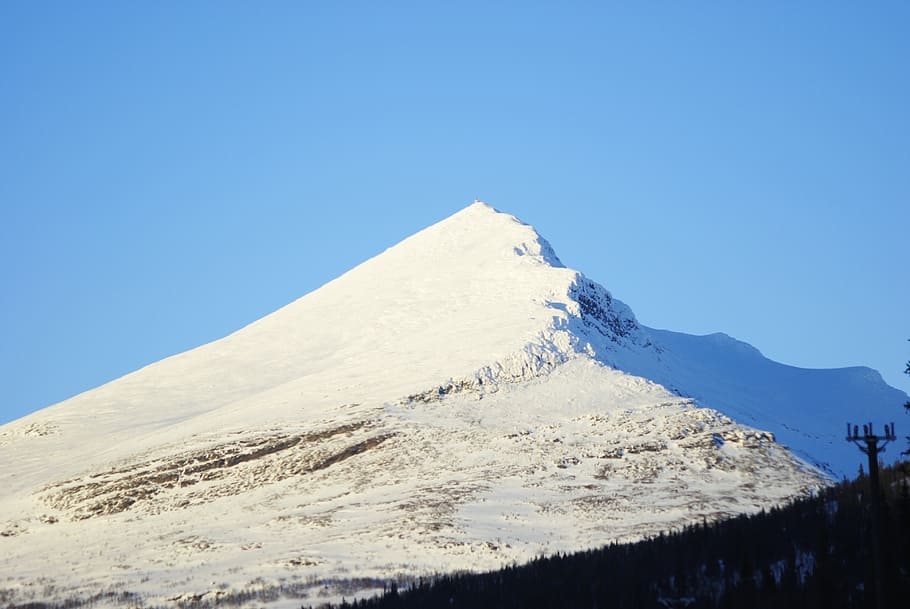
[623,328,906,477]
[0,202,904,608]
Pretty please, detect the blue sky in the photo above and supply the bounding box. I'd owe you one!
[2,1,908,425]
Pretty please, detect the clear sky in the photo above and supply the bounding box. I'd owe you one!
[2,1,908,425]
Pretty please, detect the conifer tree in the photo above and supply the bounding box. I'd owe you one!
[904,346,910,454]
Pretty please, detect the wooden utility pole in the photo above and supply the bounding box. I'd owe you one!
[846,421,896,609]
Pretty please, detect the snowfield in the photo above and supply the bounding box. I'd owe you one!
[0,202,904,608]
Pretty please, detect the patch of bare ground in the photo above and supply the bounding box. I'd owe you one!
[40,421,394,520]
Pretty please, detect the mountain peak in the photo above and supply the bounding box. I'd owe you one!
[423,200,565,269]
[467,198,495,210]
[3,204,596,448]
[460,200,511,222]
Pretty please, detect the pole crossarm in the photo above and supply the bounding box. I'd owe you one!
[845,421,897,454]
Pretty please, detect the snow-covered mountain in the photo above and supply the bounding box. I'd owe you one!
[1,202,904,608]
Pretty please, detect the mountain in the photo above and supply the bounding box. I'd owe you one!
[0,202,904,609]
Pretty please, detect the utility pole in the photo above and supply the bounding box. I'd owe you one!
[846,421,897,609]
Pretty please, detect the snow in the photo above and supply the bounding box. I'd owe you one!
[0,201,905,608]
[620,328,907,476]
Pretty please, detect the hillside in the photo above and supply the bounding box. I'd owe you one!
[341,461,910,609]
